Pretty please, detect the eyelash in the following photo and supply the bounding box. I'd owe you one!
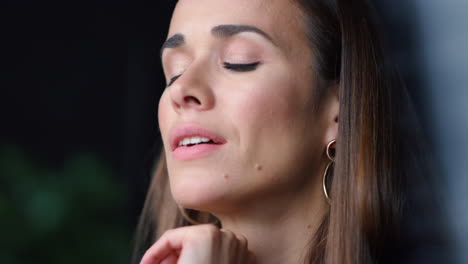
[166,75,181,87]
[166,62,260,87]
[223,62,260,72]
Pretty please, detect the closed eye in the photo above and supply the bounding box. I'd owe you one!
[166,62,259,86]
[166,74,182,87]
[223,62,260,72]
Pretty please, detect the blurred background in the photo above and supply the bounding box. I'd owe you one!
[0,0,466,263]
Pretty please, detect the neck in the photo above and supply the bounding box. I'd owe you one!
[215,183,327,264]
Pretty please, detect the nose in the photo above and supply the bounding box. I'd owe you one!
[168,63,215,113]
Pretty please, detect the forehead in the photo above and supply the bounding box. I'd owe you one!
[168,0,307,52]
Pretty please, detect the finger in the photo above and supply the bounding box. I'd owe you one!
[220,229,247,246]
[236,234,248,249]
[232,233,249,263]
[140,228,187,264]
[219,228,236,242]
[247,249,257,264]
[219,229,237,252]
[159,253,178,264]
[140,224,218,264]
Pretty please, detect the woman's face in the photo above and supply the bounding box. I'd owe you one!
[158,0,336,213]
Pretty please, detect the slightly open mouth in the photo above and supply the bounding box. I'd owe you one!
[170,125,227,152]
[181,140,220,148]
[176,134,225,148]
[184,140,219,147]
[171,132,225,160]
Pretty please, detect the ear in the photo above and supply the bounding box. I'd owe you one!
[323,84,339,145]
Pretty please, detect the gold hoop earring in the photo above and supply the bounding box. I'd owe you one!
[323,139,336,204]
[178,205,219,225]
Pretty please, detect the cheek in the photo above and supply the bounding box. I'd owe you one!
[243,88,292,125]
[233,72,309,141]
[223,69,316,184]
[158,91,170,137]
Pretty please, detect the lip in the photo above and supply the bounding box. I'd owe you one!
[169,124,227,160]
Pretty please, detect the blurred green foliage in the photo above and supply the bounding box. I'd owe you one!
[0,145,132,264]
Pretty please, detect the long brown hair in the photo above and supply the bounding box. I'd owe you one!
[132,0,425,263]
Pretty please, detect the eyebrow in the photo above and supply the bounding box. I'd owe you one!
[211,24,274,43]
[160,33,185,58]
[160,24,275,58]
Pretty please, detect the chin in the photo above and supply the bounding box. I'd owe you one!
[168,168,231,212]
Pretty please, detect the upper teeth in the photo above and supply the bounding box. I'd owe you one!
[178,136,212,146]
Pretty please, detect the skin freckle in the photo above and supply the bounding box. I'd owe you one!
[255,164,263,171]
[223,173,229,179]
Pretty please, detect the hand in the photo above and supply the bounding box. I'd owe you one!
[140,224,255,264]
